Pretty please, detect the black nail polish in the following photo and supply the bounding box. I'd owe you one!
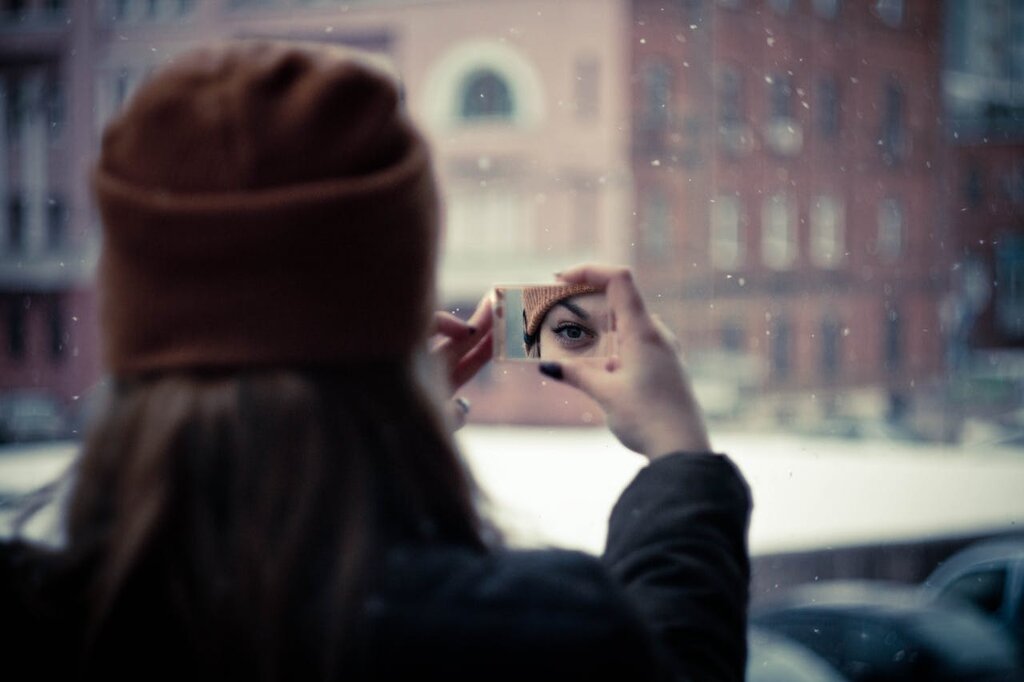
[539,362,563,381]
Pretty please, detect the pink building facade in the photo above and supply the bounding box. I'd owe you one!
[2,0,634,425]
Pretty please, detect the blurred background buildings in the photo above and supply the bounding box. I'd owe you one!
[0,0,1021,440]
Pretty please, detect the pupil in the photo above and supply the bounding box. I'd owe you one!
[567,327,581,339]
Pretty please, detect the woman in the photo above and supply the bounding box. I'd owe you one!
[522,284,612,360]
[0,41,750,681]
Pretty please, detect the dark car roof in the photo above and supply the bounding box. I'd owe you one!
[752,581,1021,676]
[924,537,1024,589]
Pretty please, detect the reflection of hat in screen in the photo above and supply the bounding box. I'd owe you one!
[522,284,601,339]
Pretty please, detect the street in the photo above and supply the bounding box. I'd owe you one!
[4,427,1022,558]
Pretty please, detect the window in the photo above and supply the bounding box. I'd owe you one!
[641,61,672,130]
[718,67,743,125]
[881,79,905,163]
[711,195,743,270]
[762,194,796,269]
[7,195,24,254]
[47,196,67,252]
[769,74,793,119]
[810,195,843,268]
[821,316,842,379]
[813,0,840,20]
[446,187,528,255]
[771,316,791,379]
[875,0,903,27]
[47,77,64,141]
[877,197,902,261]
[7,301,25,360]
[643,189,671,255]
[5,0,1022,642]
[574,58,599,120]
[49,299,65,360]
[721,321,745,352]
[460,69,515,121]
[995,236,1024,337]
[818,77,839,137]
[965,165,984,208]
[884,307,901,371]
[5,74,23,138]
[112,0,131,21]
[1004,162,1024,205]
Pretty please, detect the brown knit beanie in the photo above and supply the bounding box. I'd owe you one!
[93,41,439,375]
[522,284,601,339]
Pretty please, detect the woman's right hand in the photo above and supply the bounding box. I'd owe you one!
[540,264,712,460]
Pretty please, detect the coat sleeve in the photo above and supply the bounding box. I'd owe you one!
[601,453,752,682]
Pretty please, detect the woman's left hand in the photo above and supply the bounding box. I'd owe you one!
[431,295,493,427]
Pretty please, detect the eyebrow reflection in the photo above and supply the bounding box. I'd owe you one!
[555,299,589,320]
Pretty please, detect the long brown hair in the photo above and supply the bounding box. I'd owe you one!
[60,361,488,679]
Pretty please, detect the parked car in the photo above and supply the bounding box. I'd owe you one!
[0,392,70,445]
[748,626,848,682]
[922,537,1024,647]
[752,581,1022,681]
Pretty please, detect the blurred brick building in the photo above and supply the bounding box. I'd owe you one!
[944,0,1024,352]
[949,139,1024,351]
[629,0,951,424]
[0,0,101,429]
[0,0,990,431]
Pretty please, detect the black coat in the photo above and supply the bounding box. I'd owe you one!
[1,452,751,681]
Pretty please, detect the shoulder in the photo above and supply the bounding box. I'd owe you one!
[366,544,668,680]
[381,544,626,615]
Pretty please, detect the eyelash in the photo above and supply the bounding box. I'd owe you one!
[551,322,596,347]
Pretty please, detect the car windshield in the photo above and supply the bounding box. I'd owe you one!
[1,0,1023,677]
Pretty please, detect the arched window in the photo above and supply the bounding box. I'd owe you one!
[460,69,514,121]
[424,42,544,129]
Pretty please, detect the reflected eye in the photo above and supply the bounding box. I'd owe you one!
[561,325,584,339]
[551,322,597,350]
